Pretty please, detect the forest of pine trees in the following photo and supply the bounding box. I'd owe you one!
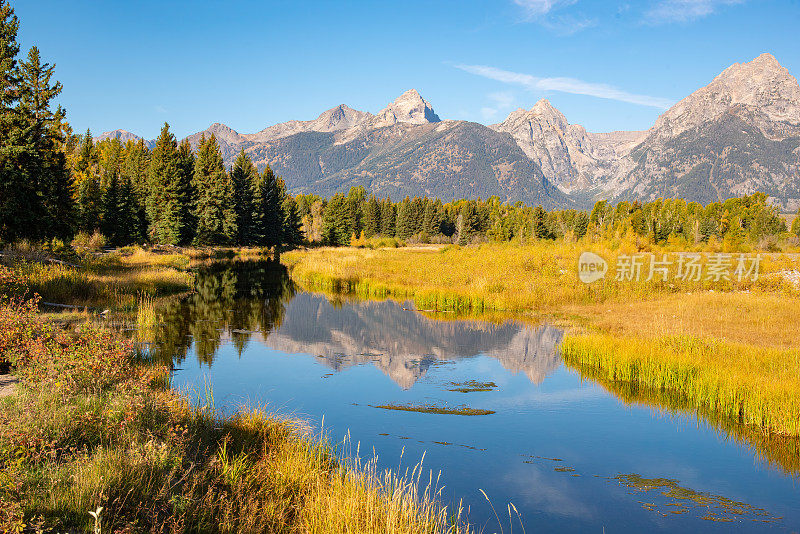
[297,189,791,249]
[0,1,795,253]
[0,0,303,252]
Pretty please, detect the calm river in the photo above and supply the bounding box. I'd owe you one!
[144,261,800,532]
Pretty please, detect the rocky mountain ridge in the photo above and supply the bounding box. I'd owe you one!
[97,53,800,210]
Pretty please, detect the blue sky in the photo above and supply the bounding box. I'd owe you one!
[14,0,800,139]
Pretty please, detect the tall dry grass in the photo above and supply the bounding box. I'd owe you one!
[0,265,470,533]
[6,250,194,310]
[561,333,800,436]
[283,241,800,313]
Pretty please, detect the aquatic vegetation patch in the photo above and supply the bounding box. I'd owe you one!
[612,473,781,524]
[447,380,498,393]
[372,402,495,416]
[521,454,563,462]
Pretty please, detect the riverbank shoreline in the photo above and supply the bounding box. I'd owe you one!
[0,262,470,533]
[283,242,800,439]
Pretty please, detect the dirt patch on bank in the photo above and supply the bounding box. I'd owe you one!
[0,374,18,398]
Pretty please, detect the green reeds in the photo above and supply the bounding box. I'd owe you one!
[561,333,800,437]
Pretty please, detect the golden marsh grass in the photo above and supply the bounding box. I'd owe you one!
[561,333,800,436]
[283,242,800,313]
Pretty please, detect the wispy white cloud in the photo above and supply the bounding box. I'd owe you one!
[512,0,594,35]
[155,105,168,114]
[488,91,515,108]
[481,107,500,120]
[481,91,516,121]
[455,64,674,109]
[513,0,576,17]
[645,0,744,24]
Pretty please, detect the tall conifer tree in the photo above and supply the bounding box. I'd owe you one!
[0,0,28,241]
[192,135,236,245]
[122,139,149,241]
[147,123,184,244]
[363,195,380,238]
[281,195,304,249]
[175,138,195,244]
[18,46,72,238]
[251,163,283,249]
[379,198,395,236]
[322,194,351,246]
[230,149,257,244]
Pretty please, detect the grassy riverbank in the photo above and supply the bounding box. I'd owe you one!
[283,241,800,313]
[0,244,276,312]
[0,266,468,533]
[561,334,800,436]
[283,242,800,441]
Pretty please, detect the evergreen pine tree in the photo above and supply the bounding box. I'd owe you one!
[20,46,71,234]
[250,164,283,249]
[0,0,30,241]
[395,198,415,239]
[230,149,257,244]
[322,194,351,246]
[363,195,380,238]
[379,199,395,237]
[100,174,120,243]
[75,128,96,174]
[16,47,73,239]
[116,176,138,244]
[573,212,589,240]
[428,199,445,235]
[409,197,425,235]
[98,139,122,241]
[192,134,237,245]
[458,202,479,244]
[147,123,184,244]
[122,139,149,241]
[346,186,366,238]
[176,138,196,244]
[281,195,304,249]
[531,206,551,239]
[3,43,72,240]
[76,173,101,232]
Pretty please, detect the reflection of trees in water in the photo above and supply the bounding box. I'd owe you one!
[148,272,563,388]
[148,260,295,366]
[565,360,800,476]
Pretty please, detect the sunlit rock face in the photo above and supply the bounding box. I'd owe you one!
[98,54,800,210]
[372,89,441,128]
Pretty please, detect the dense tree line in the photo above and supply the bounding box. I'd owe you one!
[0,1,72,242]
[1,2,793,253]
[297,188,790,248]
[74,131,304,251]
[0,1,302,252]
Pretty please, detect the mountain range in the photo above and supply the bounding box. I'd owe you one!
[97,54,800,211]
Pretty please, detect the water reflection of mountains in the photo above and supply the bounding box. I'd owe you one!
[266,294,563,388]
[149,261,563,388]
